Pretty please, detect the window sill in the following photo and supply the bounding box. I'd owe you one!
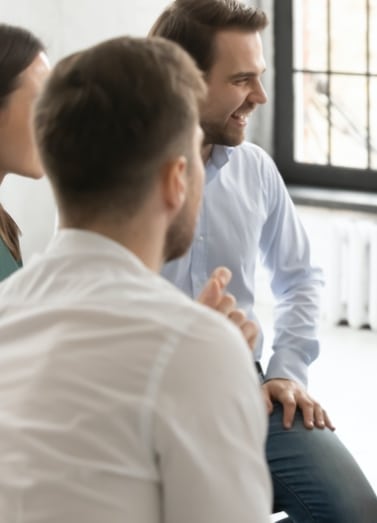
[287,185,377,213]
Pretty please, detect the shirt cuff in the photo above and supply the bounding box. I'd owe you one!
[264,348,311,388]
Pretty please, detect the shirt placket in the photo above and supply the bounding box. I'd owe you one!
[190,187,208,299]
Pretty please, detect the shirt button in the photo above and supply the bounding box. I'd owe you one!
[199,235,204,241]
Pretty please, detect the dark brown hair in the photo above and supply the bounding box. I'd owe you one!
[0,24,45,261]
[34,36,206,224]
[149,0,268,73]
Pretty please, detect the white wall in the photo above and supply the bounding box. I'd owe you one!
[0,0,171,261]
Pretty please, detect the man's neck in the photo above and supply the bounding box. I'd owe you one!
[201,143,213,164]
[59,216,166,273]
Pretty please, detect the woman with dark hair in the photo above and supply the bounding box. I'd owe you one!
[0,24,50,281]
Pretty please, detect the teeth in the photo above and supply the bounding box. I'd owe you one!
[233,113,247,120]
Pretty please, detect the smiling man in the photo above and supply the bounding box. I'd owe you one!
[150,1,377,521]
[200,29,267,155]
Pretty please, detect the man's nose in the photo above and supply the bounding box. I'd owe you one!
[247,81,268,105]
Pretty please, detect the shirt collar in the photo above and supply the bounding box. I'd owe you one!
[47,228,150,275]
[208,145,235,169]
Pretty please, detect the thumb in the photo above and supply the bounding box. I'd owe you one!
[210,266,232,290]
[197,277,222,308]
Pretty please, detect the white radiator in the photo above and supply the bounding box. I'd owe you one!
[325,219,377,331]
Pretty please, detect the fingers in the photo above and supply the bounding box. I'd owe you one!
[240,320,258,350]
[281,393,297,429]
[196,267,238,318]
[228,311,258,350]
[196,267,259,351]
[210,267,232,290]
[291,391,317,429]
[263,379,336,432]
[216,293,236,316]
[228,308,246,325]
[264,381,297,429]
[289,391,336,432]
[197,267,231,308]
[297,396,336,431]
[323,410,336,431]
[197,277,222,308]
[312,402,325,429]
[299,399,315,429]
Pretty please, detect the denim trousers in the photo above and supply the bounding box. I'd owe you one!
[267,403,377,522]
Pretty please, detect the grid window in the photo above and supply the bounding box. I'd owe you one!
[274,0,377,192]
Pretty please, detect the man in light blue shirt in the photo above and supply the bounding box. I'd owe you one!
[151,1,377,521]
[164,142,323,390]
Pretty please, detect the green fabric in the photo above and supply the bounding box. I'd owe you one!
[0,236,22,282]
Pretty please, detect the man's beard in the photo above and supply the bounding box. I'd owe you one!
[163,198,196,263]
[201,119,244,147]
[201,102,254,147]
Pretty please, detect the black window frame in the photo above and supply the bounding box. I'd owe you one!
[273,0,377,193]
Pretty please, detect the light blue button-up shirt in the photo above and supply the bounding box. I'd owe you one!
[162,142,324,387]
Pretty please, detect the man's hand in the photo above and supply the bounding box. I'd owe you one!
[262,378,336,431]
[197,267,258,351]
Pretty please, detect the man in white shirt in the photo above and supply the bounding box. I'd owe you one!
[0,36,271,522]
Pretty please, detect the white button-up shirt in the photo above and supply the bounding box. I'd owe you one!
[0,229,271,523]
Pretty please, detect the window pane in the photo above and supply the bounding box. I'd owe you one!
[330,75,368,168]
[293,0,328,71]
[294,72,329,165]
[371,0,377,74]
[330,0,367,73]
[371,78,377,169]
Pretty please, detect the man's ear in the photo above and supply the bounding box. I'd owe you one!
[160,155,188,213]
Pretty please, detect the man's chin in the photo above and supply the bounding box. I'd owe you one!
[164,246,188,264]
[203,128,245,148]
[163,235,193,264]
[227,134,245,147]
[225,124,247,146]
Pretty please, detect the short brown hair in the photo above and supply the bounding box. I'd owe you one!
[34,36,206,223]
[149,0,268,73]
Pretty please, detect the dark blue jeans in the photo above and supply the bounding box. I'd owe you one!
[267,403,377,522]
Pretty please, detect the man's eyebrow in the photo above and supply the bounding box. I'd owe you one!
[228,69,266,80]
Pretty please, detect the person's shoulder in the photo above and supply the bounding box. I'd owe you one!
[155,291,259,419]
[154,274,233,330]
[156,274,247,349]
[234,141,270,159]
[237,141,263,153]
[0,254,41,298]
[221,143,277,196]
[228,142,276,173]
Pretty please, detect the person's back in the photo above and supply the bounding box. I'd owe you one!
[0,36,271,522]
[0,229,270,522]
